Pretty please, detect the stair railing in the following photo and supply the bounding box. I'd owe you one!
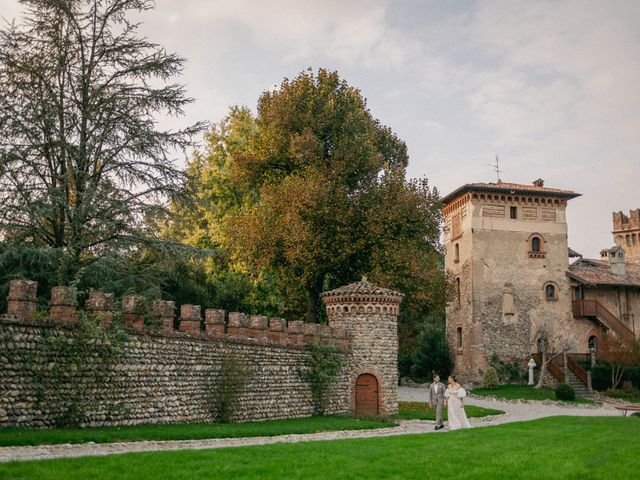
[572,299,635,342]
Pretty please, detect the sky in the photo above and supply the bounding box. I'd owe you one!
[1,0,639,258]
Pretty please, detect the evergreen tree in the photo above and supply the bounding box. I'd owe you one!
[0,0,204,290]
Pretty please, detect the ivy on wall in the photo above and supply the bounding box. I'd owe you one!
[299,340,343,415]
[26,313,129,428]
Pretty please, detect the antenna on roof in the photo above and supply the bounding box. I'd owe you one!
[488,155,502,183]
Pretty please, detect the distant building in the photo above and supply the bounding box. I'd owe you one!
[442,181,639,388]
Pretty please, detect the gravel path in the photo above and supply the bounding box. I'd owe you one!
[0,387,621,463]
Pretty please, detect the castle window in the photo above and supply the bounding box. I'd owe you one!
[454,243,460,263]
[544,283,557,300]
[528,234,546,258]
[456,327,463,349]
[588,335,598,351]
[532,237,541,252]
[510,206,517,219]
[456,277,461,306]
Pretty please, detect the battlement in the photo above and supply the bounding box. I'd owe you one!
[613,209,640,232]
[3,280,349,349]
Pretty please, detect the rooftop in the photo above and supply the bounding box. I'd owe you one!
[567,258,640,288]
[442,180,581,205]
[320,277,404,299]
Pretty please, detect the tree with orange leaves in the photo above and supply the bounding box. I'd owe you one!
[598,333,640,390]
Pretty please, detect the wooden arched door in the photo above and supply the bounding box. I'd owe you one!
[356,374,378,415]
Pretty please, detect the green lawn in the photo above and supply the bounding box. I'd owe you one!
[0,416,395,447]
[471,385,594,403]
[395,401,503,420]
[1,417,638,479]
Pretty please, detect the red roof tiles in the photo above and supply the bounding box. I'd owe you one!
[442,181,581,204]
[567,259,640,288]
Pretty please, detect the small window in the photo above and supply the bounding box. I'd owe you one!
[456,277,461,306]
[456,327,463,349]
[454,243,460,263]
[531,237,541,252]
[536,337,544,353]
[544,283,556,300]
[588,336,598,351]
[510,206,517,219]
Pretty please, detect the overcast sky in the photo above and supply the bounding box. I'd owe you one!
[2,0,639,258]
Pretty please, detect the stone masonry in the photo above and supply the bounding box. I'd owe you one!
[0,278,401,428]
[322,278,403,416]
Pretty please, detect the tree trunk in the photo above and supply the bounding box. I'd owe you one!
[306,277,325,324]
[535,350,547,389]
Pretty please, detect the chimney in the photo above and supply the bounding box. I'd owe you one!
[608,247,626,276]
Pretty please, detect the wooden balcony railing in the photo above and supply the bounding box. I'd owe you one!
[572,299,635,343]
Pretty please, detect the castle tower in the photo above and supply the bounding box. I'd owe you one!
[321,278,403,416]
[613,209,640,265]
[442,180,581,381]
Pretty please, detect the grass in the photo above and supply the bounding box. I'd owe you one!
[0,416,396,447]
[1,417,638,479]
[471,385,594,403]
[395,401,503,420]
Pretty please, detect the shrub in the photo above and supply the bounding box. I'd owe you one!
[299,340,343,415]
[555,383,575,401]
[481,367,500,389]
[489,355,524,383]
[604,386,640,401]
[215,354,254,423]
[409,321,453,381]
[591,363,612,391]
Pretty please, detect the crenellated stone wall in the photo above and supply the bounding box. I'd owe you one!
[0,278,400,428]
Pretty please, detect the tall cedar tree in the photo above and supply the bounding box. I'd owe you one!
[0,0,204,286]
[170,69,448,323]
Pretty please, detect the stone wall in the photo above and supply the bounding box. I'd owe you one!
[0,281,352,428]
[0,317,350,428]
[0,278,401,428]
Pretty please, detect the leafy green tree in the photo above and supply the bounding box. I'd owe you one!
[408,319,453,381]
[0,0,204,289]
[171,69,448,323]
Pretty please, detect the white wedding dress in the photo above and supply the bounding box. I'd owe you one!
[445,387,472,430]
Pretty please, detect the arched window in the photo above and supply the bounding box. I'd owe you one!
[536,337,544,353]
[545,283,556,300]
[454,243,460,263]
[531,237,541,252]
[588,336,598,351]
[456,327,463,349]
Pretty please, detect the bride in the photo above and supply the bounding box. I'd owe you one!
[445,375,472,430]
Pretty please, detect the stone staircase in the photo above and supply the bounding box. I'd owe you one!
[564,368,592,399]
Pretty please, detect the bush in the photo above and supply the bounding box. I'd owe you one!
[481,367,500,389]
[591,363,612,391]
[604,386,640,401]
[489,355,524,383]
[555,383,576,401]
[214,354,254,423]
[409,321,453,381]
[299,340,343,415]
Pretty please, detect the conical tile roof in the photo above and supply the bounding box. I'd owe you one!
[320,277,403,300]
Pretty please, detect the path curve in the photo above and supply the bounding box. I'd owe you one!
[0,387,621,463]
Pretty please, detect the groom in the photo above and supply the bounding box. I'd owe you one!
[429,373,445,430]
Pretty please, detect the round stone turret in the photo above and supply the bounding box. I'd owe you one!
[321,277,403,416]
